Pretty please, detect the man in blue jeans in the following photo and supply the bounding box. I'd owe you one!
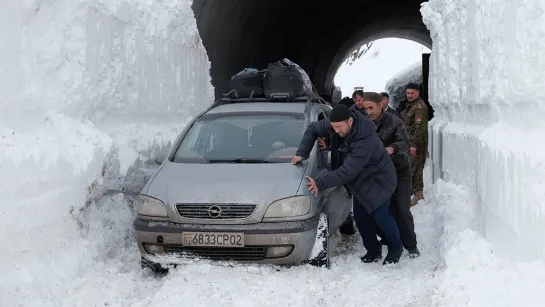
[291,104,403,265]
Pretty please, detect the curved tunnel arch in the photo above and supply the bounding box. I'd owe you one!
[326,20,432,93]
[192,0,431,98]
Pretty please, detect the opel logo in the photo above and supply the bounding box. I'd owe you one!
[207,205,222,218]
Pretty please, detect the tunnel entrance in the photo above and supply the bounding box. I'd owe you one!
[191,0,431,99]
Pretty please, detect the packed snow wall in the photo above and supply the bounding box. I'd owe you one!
[384,62,423,109]
[422,0,545,261]
[0,0,213,302]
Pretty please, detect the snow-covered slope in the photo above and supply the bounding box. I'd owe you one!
[384,62,423,108]
[0,0,212,305]
[422,0,545,261]
[334,38,429,96]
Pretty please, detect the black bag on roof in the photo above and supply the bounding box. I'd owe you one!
[263,61,305,99]
[226,68,263,98]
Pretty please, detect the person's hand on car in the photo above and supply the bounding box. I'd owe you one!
[305,176,318,196]
[291,156,304,165]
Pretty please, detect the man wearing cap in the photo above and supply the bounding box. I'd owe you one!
[360,91,420,258]
[380,92,402,119]
[291,104,403,265]
[403,83,428,206]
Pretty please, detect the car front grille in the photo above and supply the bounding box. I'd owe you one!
[175,203,256,219]
[164,245,267,261]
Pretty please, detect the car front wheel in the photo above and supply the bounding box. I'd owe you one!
[308,213,331,269]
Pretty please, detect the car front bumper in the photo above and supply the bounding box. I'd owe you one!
[133,215,320,265]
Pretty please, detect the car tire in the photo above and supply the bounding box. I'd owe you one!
[141,256,169,275]
[308,213,331,269]
[339,212,356,235]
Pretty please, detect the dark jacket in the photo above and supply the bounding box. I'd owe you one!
[349,104,367,116]
[375,111,410,171]
[385,106,401,119]
[295,110,397,213]
[396,99,408,120]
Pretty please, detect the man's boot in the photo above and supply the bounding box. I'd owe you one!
[411,191,424,206]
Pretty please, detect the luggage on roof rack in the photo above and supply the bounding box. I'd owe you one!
[263,59,313,100]
[223,59,316,100]
[226,68,263,98]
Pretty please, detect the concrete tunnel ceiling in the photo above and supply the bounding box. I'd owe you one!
[191,0,432,98]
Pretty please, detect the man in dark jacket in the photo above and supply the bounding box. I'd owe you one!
[291,104,403,265]
[361,92,420,258]
[380,92,402,119]
[351,90,368,116]
[338,97,355,108]
[396,99,408,121]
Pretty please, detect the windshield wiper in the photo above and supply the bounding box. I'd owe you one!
[208,158,271,163]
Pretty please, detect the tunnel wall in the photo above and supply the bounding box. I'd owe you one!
[192,0,430,98]
[422,0,545,261]
[0,1,212,303]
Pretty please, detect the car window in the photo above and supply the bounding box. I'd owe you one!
[172,112,306,163]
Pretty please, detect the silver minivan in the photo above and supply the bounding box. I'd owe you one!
[134,97,354,273]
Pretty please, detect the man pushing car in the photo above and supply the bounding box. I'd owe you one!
[291,104,403,265]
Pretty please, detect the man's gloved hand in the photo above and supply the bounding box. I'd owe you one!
[317,137,327,150]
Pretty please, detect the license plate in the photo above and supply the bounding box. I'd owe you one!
[182,232,244,247]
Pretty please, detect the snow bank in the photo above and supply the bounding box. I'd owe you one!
[384,62,423,108]
[429,179,545,306]
[421,0,545,261]
[0,0,212,305]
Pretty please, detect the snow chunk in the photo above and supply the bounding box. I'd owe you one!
[310,213,328,259]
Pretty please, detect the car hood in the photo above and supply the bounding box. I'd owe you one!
[145,162,308,206]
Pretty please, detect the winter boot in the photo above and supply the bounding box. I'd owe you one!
[411,191,424,206]
[382,249,403,265]
[407,247,420,259]
[361,252,382,263]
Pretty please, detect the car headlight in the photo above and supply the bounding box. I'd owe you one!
[263,196,311,219]
[137,195,169,218]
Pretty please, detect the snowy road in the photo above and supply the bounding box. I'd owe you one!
[60,201,440,307]
[18,156,545,307]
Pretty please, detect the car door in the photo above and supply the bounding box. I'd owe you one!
[314,107,352,232]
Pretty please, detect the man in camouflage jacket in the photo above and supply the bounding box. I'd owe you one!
[403,83,428,206]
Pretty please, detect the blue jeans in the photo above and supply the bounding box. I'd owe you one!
[353,198,403,254]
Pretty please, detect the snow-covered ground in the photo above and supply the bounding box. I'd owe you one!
[25,163,445,307]
[13,160,545,307]
[2,0,545,305]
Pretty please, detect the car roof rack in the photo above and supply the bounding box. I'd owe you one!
[211,94,327,107]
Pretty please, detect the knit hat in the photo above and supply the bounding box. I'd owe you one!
[329,104,352,122]
[360,92,383,104]
[406,82,420,90]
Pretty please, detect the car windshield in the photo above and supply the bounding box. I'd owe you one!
[172,112,306,163]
